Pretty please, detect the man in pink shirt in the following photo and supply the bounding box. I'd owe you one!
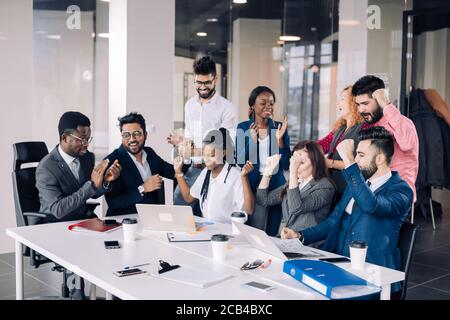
[352,75,419,202]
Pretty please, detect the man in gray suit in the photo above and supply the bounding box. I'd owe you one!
[36,111,121,222]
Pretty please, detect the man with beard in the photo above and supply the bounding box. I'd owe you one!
[36,111,121,221]
[167,55,238,148]
[105,112,175,215]
[352,75,419,201]
[281,127,413,292]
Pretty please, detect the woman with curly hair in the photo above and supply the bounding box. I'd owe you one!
[317,86,364,200]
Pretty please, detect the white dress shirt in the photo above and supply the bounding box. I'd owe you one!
[127,150,152,182]
[184,92,238,147]
[58,145,80,181]
[190,163,244,223]
[258,135,270,174]
[345,171,392,214]
[298,176,313,191]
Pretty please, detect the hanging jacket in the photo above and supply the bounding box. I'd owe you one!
[409,88,450,190]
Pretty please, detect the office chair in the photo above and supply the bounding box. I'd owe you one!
[12,142,72,299]
[391,221,418,300]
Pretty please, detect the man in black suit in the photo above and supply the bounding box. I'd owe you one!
[36,111,121,222]
[105,112,175,215]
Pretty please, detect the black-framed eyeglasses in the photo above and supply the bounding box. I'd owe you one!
[194,78,215,87]
[69,134,93,145]
[240,259,264,271]
[121,130,144,140]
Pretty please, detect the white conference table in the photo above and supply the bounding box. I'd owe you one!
[6,215,404,300]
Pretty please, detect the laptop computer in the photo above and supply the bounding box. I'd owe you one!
[234,222,322,260]
[136,204,196,233]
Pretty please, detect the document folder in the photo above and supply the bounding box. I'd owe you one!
[283,259,381,299]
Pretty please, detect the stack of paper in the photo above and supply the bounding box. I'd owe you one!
[271,237,322,257]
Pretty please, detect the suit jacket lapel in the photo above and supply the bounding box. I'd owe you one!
[145,148,157,175]
[321,190,353,253]
[345,175,395,232]
[118,145,144,184]
[51,147,80,190]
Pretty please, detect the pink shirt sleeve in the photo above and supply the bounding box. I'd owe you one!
[381,104,419,152]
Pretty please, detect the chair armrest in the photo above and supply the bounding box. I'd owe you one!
[23,212,49,218]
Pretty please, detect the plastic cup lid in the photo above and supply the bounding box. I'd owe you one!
[122,218,138,224]
[231,212,246,218]
[211,234,229,242]
[350,240,367,248]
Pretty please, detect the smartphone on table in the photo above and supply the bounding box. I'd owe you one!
[319,257,351,263]
[104,240,120,249]
[113,268,146,277]
[242,281,275,292]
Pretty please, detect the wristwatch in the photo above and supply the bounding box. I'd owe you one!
[88,180,97,191]
[175,172,184,178]
[138,184,145,196]
[298,232,304,244]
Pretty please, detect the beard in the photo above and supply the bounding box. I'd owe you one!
[197,86,216,100]
[360,158,378,180]
[125,140,145,155]
[361,105,383,124]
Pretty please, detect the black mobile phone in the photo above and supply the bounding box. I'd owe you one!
[113,268,146,277]
[104,240,120,249]
[104,219,118,225]
[319,257,351,263]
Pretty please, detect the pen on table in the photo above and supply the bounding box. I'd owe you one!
[124,263,150,270]
[260,259,272,269]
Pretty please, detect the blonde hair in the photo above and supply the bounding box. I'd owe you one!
[332,85,363,133]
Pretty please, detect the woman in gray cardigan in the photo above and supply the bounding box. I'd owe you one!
[256,141,335,242]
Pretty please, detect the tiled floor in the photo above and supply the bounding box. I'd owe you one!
[1,189,449,300]
[0,253,107,300]
[404,188,450,300]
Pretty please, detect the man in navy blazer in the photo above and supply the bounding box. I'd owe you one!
[105,113,175,215]
[281,126,413,293]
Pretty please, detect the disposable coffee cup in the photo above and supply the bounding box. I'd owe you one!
[122,218,138,242]
[230,212,248,235]
[211,234,229,262]
[349,240,368,271]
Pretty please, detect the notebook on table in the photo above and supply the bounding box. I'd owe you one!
[68,218,122,234]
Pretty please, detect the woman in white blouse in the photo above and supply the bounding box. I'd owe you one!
[174,128,255,223]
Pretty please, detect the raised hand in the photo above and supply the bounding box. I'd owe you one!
[104,159,121,183]
[372,88,390,109]
[91,159,109,189]
[173,156,184,174]
[289,151,302,170]
[166,130,184,146]
[264,154,282,176]
[276,116,288,144]
[143,174,163,193]
[241,161,254,177]
[249,122,259,144]
[336,139,355,166]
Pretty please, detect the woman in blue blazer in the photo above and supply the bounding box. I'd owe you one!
[236,86,290,236]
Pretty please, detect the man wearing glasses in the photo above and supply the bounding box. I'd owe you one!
[105,112,175,215]
[36,111,121,221]
[167,55,238,148]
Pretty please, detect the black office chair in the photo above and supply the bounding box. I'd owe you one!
[391,221,418,300]
[12,142,71,298]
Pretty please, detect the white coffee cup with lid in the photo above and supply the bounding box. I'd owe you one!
[230,212,248,235]
[211,234,230,262]
[122,218,138,242]
[349,240,368,271]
